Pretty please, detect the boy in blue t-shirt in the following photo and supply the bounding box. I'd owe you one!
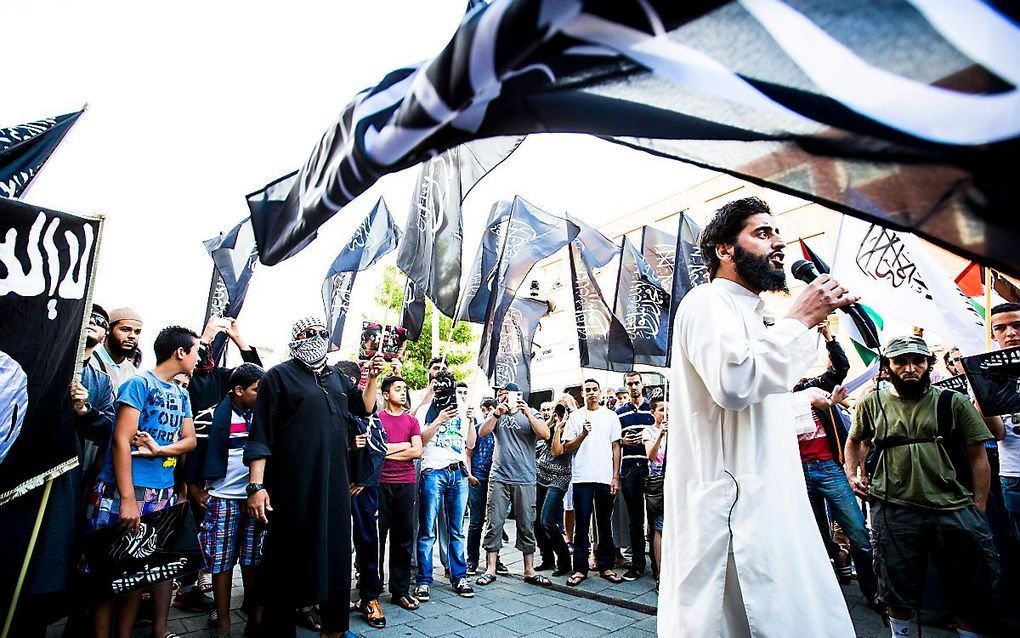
[87,325,200,638]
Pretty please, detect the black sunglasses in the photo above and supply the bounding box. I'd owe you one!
[298,328,329,340]
[90,314,109,330]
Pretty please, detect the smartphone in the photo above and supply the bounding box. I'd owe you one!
[505,390,521,407]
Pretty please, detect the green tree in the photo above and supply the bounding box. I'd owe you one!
[375,265,479,390]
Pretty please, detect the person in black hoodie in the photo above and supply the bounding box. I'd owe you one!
[187,363,265,637]
[792,322,879,608]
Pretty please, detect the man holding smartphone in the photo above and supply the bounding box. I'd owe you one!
[615,371,655,581]
[475,383,552,587]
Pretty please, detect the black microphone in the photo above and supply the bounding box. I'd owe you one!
[789,260,881,349]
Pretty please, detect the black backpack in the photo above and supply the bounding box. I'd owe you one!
[866,390,972,490]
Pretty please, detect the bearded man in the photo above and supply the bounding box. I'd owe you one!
[660,196,857,636]
[846,335,998,638]
[244,317,384,638]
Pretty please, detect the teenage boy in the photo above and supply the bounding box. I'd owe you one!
[87,326,200,638]
[415,372,477,600]
[561,379,624,586]
[377,376,424,612]
[188,363,265,637]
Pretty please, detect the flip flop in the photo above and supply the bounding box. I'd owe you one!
[391,594,419,611]
[599,570,624,584]
[524,574,552,587]
[475,573,497,586]
[566,573,587,587]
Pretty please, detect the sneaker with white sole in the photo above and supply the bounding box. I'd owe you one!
[414,584,430,602]
[453,579,475,598]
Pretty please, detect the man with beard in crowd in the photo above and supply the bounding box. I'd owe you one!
[660,196,856,636]
[846,335,998,638]
[244,317,384,638]
[89,307,143,392]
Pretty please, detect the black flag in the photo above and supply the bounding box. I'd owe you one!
[458,200,512,323]
[0,109,84,199]
[667,214,709,366]
[491,296,549,399]
[245,1,1020,277]
[569,236,633,372]
[614,238,670,368]
[479,197,577,376]
[321,198,400,350]
[400,278,426,342]
[0,197,102,505]
[202,219,258,364]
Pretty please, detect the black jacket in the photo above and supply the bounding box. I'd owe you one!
[186,395,251,484]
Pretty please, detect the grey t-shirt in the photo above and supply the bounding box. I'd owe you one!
[489,409,537,485]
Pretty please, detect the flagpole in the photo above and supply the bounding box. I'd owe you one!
[1,478,53,638]
[985,266,994,350]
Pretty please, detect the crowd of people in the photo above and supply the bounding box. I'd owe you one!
[11,196,1020,638]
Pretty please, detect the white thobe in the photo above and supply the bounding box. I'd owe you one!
[659,279,854,637]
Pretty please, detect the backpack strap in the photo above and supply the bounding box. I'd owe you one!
[936,388,955,441]
[935,389,974,490]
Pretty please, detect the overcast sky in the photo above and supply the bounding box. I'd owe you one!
[3,0,715,363]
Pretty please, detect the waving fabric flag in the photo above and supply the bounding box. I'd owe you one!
[567,212,619,271]
[321,198,400,350]
[614,238,670,367]
[458,200,513,323]
[955,262,1019,318]
[667,215,709,365]
[798,238,883,365]
[400,278,426,342]
[245,0,1019,277]
[569,237,633,372]
[0,109,84,199]
[491,296,549,398]
[0,198,102,505]
[202,219,259,364]
[478,197,578,376]
[832,216,985,355]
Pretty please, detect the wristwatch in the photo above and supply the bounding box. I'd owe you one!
[245,482,265,496]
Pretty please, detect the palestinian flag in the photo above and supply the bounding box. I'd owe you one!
[955,262,1020,319]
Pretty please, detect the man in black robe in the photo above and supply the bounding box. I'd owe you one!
[244,316,384,638]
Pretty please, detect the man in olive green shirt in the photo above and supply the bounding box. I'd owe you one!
[845,335,997,638]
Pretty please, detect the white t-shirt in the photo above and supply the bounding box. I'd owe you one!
[208,410,251,499]
[421,415,472,471]
[999,413,1020,478]
[563,407,622,485]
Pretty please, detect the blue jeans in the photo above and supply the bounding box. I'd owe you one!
[416,467,468,585]
[802,459,878,601]
[467,478,488,567]
[351,487,382,602]
[539,484,571,568]
[1001,475,1020,541]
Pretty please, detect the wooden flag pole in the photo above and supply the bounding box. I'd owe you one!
[986,267,994,351]
[1,479,54,638]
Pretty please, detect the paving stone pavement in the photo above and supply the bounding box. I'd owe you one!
[47,520,973,637]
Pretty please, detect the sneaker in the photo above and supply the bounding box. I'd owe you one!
[466,563,478,576]
[495,560,510,576]
[207,609,219,626]
[453,579,475,598]
[197,571,213,592]
[360,599,386,629]
[622,569,643,582]
[172,587,214,612]
[535,561,555,572]
[414,585,430,602]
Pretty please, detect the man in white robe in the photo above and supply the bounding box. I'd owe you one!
[659,197,858,637]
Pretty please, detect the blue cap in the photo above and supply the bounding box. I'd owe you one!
[501,382,521,392]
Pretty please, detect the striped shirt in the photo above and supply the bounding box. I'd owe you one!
[616,400,654,465]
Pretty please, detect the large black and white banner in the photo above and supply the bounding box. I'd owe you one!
[458,200,512,323]
[962,347,1020,418]
[321,198,400,350]
[614,238,670,368]
[667,214,709,365]
[244,0,1019,277]
[569,229,633,372]
[202,218,258,364]
[491,296,549,399]
[479,197,577,375]
[0,109,84,199]
[0,198,102,505]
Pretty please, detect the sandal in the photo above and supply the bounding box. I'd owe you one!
[524,574,552,587]
[599,570,624,584]
[475,573,497,586]
[566,573,587,587]
[391,594,419,611]
[294,607,321,632]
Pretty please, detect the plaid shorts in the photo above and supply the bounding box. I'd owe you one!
[199,496,265,573]
[85,480,176,533]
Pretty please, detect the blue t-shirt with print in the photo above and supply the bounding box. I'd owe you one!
[99,371,192,490]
